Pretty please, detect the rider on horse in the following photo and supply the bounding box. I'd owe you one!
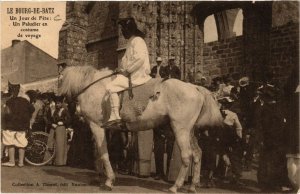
[103,17,152,128]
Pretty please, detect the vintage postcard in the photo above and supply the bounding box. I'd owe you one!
[1,1,299,193]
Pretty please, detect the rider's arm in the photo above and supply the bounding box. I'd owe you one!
[124,37,147,74]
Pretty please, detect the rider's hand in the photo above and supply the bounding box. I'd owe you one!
[114,67,121,73]
[115,67,124,74]
[115,68,129,77]
[121,70,130,77]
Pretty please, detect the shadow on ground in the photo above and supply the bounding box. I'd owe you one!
[216,179,259,193]
[43,169,172,192]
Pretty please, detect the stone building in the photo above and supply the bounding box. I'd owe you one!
[1,40,58,90]
[58,1,299,85]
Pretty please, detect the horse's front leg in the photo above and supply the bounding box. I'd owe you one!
[90,121,115,190]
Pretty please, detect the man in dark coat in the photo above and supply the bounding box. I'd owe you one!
[238,76,256,129]
[2,84,34,167]
[256,84,291,191]
[165,57,181,80]
[150,57,168,79]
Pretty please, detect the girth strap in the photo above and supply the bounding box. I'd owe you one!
[128,74,134,100]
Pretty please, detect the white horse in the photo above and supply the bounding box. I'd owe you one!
[59,65,223,193]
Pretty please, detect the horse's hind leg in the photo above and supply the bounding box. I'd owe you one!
[89,121,115,190]
[168,124,193,193]
[189,134,202,193]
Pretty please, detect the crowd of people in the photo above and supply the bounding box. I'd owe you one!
[1,16,299,193]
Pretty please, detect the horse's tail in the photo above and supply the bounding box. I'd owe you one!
[196,87,223,128]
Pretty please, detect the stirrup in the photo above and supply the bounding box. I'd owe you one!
[102,119,125,131]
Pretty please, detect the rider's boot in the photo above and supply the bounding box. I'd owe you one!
[102,92,122,128]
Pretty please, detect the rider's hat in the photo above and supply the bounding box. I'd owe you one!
[118,17,145,38]
[118,17,137,29]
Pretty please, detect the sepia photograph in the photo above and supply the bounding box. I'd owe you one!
[1,1,299,193]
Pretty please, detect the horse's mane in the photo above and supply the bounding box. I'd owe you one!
[59,65,113,97]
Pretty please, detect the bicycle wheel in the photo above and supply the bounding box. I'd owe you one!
[25,131,56,166]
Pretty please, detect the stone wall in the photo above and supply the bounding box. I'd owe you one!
[58,1,299,84]
[272,1,299,28]
[270,22,299,86]
[58,2,88,67]
[202,22,299,86]
[155,2,200,80]
[203,36,243,79]
[86,2,119,69]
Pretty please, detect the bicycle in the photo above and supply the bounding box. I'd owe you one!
[25,131,56,166]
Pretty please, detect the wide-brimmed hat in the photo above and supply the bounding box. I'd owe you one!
[156,57,162,62]
[118,17,137,29]
[118,17,145,38]
[239,77,249,87]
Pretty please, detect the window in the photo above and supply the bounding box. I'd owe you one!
[232,9,243,36]
[204,15,218,43]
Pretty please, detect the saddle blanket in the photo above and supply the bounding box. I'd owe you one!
[120,78,163,122]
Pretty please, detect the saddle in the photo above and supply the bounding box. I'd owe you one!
[120,78,163,123]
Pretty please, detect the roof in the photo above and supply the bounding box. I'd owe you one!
[1,40,57,89]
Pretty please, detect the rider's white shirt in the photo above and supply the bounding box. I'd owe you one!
[120,36,151,86]
[106,36,151,93]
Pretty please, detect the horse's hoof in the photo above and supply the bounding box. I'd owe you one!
[101,184,112,191]
[168,186,177,193]
[188,188,197,193]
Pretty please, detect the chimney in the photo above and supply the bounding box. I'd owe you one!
[12,39,21,47]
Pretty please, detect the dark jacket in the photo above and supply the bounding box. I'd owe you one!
[52,107,71,128]
[150,65,169,79]
[5,97,34,131]
[165,65,181,79]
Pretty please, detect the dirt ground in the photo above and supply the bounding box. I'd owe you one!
[1,165,260,193]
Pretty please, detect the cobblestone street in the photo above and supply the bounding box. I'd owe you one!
[2,165,260,193]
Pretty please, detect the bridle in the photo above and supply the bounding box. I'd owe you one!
[72,71,119,100]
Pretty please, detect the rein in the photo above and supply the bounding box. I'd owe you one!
[72,71,118,100]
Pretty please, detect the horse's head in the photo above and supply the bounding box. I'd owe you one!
[59,66,98,98]
[59,65,113,99]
